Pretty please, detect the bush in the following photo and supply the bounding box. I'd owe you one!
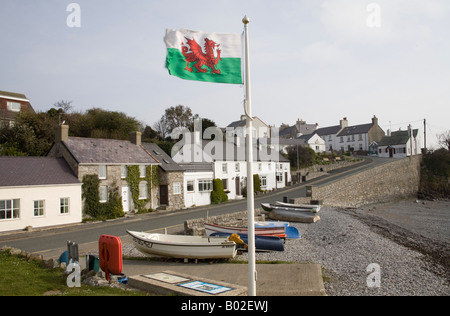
[211,179,228,204]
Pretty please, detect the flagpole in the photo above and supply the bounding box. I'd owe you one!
[243,15,256,297]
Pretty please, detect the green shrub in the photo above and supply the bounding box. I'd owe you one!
[211,179,228,204]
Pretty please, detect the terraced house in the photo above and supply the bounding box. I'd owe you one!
[48,125,160,215]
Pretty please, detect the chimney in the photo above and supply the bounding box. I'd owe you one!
[340,117,348,129]
[129,131,142,146]
[372,115,378,126]
[55,124,69,143]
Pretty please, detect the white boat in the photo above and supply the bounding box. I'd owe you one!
[127,231,237,259]
[275,201,321,212]
[269,209,320,223]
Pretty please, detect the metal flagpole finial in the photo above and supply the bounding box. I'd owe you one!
[242,15,250,24]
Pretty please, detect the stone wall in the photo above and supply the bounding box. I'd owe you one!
[184,209,265,236]
[295,156,422,208]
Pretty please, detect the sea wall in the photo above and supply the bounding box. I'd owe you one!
[184,209,265,236]
[293,156,422,208]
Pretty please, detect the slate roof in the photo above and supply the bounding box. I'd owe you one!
[0,157,80,187]
[315,125,342,136]
[337,123,373,137]
[64,137,159,165]
[378,130,419,146]
[141,142,184,172]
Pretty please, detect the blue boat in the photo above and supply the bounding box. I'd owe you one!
[210,233,284,252]
[254,222,301,240]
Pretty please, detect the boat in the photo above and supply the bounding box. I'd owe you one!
[254,221,301,239]
[261,202,319,213]
[127,231,238,259]
[210,233,284,252]
[204,223,287,239]
[268,209,320,224]
[275,201,321,212]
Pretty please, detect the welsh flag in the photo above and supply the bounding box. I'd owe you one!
[164,29,243,84]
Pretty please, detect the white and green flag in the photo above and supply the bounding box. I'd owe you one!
[164,29,243,84]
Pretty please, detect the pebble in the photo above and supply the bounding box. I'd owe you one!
[122,206,450,296]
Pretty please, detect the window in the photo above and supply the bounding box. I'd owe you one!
[121,165,128,179]
[173,182,181,195]
[276,172,283,183]
[222,179,228,190]
[99,165,107,179]
[60,198,70,214]
[7,101,21,112]
[198,180,212,192]
[139,182,148,199]
[359,134,363,141]
[0,199,20,220]
[139,165,146,178]
[99,186,108,203]
[260,176,267,189]
[187,181,194,192]
[34,200,45,217]
[222,163,228,174]
[340,137,343,143]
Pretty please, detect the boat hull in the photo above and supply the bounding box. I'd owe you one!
[204,223,287,239]
[269,210,320,223]
[261,203,319,213]
[210,233,285,252]
[254,222,301,239]
[127,231,237,259]
[276,201,321,212]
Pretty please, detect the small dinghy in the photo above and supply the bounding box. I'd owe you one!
[254,221,301,239]
[127,231,238,259]
[275,201,321,212]
[210,233,285,252]
[268,209,320,223]
[204,223,287,239]
[261,202,319,213]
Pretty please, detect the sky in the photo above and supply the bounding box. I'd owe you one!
[0,0,449,149]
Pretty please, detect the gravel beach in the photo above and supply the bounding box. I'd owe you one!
[123,199,450,296]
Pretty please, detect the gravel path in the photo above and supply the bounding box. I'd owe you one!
[123,200,450,296]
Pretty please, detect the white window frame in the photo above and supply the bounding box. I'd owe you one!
[173,182,181,195]
[99,186,108,203]
[7,101,21,112]
[0,199,20,220]
[198,179,213,192]
[139,182,148,199]
[60,198,70,214]
[33,200,45,217]
[139,165,147,178]
[121,165,128,179]
[99,165,107,180]
[186,180,195,193]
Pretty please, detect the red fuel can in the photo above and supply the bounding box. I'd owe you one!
[99,235,123,281]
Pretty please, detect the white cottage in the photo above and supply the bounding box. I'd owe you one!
[0,157,82,233]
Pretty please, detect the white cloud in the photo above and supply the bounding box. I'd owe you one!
[299,41,351,65]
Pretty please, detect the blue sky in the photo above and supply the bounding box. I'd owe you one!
[1,0,449,148]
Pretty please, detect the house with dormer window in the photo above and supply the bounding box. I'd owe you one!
[0,90,35,127]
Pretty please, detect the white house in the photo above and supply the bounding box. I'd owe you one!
[173,134,291,203]
[377,129,420,158]
[0,157,82,233]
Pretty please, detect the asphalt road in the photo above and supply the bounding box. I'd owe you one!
[0,157,391,255]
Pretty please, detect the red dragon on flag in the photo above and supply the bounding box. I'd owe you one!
[181,37,222,74]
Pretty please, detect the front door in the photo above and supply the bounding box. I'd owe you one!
[122,186,130,213]
[160,185,169,205]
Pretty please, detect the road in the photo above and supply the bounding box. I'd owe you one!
[0,157,391,256]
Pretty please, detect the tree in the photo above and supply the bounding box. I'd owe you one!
[286,145,316,169]
[156,105,196,139]
[438,131,450,151]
